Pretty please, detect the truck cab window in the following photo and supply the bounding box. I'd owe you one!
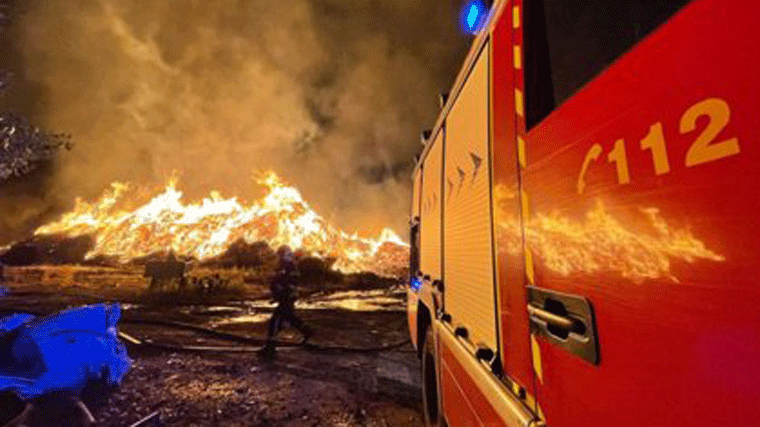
[524,0,692,129]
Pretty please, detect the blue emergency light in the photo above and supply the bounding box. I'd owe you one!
[410,276,422,292]
[461,0,487,34]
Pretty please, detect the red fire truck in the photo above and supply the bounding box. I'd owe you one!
[407,0,760,425]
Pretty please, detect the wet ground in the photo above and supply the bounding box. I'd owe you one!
[0,266,423,426]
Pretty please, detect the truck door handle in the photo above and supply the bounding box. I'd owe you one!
[528,286,600,365]
[527,305,575,331]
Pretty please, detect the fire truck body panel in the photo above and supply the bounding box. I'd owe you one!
[421,133,444,283]
[411,1,537,425]
[414,129,445,354]
[491,2,537,404]
[443,39,498,356]
[439,322,535,427]
[407,281,420,350]
[409,0,760,425]
[408,169,422,349]
[521,0,760,424]
[437,38,514,426]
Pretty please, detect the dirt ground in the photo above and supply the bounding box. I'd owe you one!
[0,266,424,427]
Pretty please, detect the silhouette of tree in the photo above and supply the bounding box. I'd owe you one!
[0,1,70,180]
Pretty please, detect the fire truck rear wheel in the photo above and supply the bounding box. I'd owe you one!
[422,326,441,427]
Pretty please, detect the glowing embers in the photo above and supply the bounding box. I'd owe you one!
[461,0,488,34]
[34,171,408,276]
[493,190,725,283]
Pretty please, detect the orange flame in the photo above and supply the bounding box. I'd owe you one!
[34,171,408,276]
[494,185,724,283]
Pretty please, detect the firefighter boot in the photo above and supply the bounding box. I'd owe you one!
[301,324,314,344]
[257,342,277,360]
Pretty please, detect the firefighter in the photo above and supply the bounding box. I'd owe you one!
[257,245,312,359]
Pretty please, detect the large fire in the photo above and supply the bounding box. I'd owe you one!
[34,172,408,276]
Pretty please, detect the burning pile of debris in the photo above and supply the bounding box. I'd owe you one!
[1,172,409,279]
[0,234,95,266]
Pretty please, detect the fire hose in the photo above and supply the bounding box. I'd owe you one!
[119,316,412,353]
[0,309,412,353]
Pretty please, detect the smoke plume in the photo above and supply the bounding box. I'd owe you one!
[0,0,470,244]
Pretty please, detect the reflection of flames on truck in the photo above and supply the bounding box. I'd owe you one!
[494,184,724,283]
[33,171,409,277]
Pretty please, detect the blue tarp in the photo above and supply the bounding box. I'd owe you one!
[0,303,132,400]
[0,313,34,334]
